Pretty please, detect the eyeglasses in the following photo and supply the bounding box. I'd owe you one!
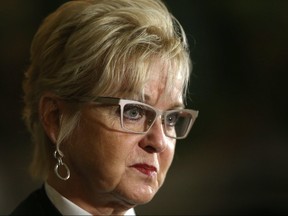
[91,97,199,139]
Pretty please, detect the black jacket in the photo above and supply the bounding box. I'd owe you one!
[10,186,61,215]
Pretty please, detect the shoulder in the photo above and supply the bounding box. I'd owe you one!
[10,186,61,215]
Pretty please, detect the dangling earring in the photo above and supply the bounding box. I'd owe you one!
[53,114,70,180]
[54,148,70,181]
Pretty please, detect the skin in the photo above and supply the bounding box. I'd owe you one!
[43,62,184,215]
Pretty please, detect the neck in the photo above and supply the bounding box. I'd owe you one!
[46,172,134,215]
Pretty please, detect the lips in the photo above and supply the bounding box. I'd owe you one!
[130,163,157,177]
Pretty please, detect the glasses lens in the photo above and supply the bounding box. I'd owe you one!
[122,103,156,132]
[164,110,193,138]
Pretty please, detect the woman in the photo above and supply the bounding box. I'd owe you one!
[11,0,198,215]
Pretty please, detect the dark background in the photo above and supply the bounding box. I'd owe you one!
[1,0,288,215]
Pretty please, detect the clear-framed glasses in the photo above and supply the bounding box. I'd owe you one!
[91,97,199,139]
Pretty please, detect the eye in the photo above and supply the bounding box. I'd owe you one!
[123,104,145,121]
[166,112,179,127]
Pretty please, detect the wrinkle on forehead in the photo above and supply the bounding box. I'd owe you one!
[142,61,183,106]
[108,57,185,107]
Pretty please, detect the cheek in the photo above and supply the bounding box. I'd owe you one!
[65,118,139,191]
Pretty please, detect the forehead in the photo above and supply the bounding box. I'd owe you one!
[142,62,184,106]
[101,56,185,107]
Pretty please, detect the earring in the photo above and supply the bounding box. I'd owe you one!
[54,150,70,181]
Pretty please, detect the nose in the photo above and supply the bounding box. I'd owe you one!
[139,117,168,153]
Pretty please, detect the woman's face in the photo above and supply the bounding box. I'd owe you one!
[62,63,183,209]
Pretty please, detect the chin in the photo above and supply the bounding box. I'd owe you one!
[114,185,158,206]
[127,186,158,205]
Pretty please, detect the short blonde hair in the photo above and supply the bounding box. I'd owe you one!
[23,0,191,179]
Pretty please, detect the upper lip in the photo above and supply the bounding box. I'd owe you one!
[130,163,158,172]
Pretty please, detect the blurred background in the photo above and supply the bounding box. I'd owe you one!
[1,0,288,215]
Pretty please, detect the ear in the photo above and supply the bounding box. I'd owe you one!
[39,93,63,144]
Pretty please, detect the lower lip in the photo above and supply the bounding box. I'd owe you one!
[131,165,157,177]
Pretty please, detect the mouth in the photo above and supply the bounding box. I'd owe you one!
[130,163,157,177]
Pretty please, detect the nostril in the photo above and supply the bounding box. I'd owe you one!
[144,145,157,153]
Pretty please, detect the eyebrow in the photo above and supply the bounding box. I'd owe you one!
[144,94,185,109]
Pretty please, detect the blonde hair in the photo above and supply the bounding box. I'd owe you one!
[23,0,191,179]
